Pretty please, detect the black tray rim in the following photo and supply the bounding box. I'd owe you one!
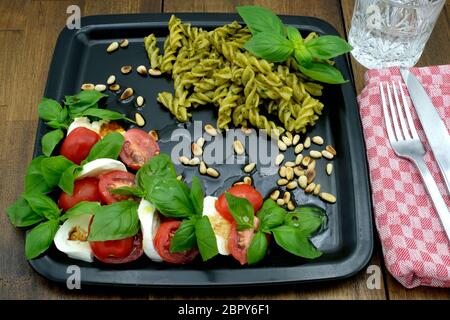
[28,13,373,288]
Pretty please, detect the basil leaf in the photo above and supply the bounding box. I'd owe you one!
[272,225,322,259]
[25,156,52,194]
[40,156,74,188]
[46,120,69,130]
[298,61,347,84]
[88,201,139,241]
[195,216,218,261]
[65,91,106,116]
[247,231,268,265]
[24,193,61,220]
[287,26,303,48]
[110,186,146,198]
[136,153,177,191]
[224,193,254,230]
[257,199,286,233]
[305,35,353,60]
[81,108,131,122]
[285,206,326,236]
[38,98,66,123]
[27,155,46,176]
[25,220,60,260]
[58,165,81,195]
[146,178,196,218]
[244,31,293,63]
[7,195,45,227]
[41,130,64,157]
[294,46,313,67]
[85,132,124,162]
[237,6,286,36]
[170,218,197,253]
[60,201,101,220]
[190,176,204,216]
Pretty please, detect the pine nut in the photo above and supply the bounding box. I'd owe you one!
[305,183,316,194]
[313,184,321,196]
[287,181,298,190]
[233,140,245,155]
[109,83,120,91]
[149,68,162,76]
[120,87,133,100]
[94,84,106,92]
[298,175,307,189]
[322,150,334,160]
[295,143,304,154]
[279,166,287,178]
[308,160,316,170]
[270,190,280,200]
[136,96,144,107]
[199,161,207,174]
[244,162,256,173]
[121,65,132,74]
[302,156,311,167]
[287,201,295,211]
[295,154,303,165]
[292,134,300,146]
[149,130,159,141]
[119,39,129,48]
[286,167,294,181]
[135,113,145,127]
[243,176,252,185]
[196,137,205,148]
[320,192,336,204]
[306,168,316,184]
[312,136,324,145]
[283,191,291,203]
[204,124,217,136]
[191,143,203,157]
[282,135,292,147]
[277,178,289,186]
[278,140,287,151]
[304,137,311,148]
[326,163,333,176]
[206,167,220,178]
[179,156,190,165]
[189,157,200,166]
[81,83,95,91]
[275,154,284,166]
[106,41,119,53]
[284,161,295,168]
[326,145,337,156]
[137,65,147,76]
[294,167,304,177]
[276,198,285,206]
[310,150,322,159]
[107,75,116,85]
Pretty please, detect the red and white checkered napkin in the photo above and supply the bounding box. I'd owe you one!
[357,65,450,288]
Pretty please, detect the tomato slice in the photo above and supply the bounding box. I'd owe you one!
[89,233,144,264]
[154,221,199,264]
[215,184,263,223]
[60,127,100,164]
[228,217,260,265]
[58,177,102,211]
[119,128,160,170]
[98,171,136,204]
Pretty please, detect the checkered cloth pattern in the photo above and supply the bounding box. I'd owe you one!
[357,65,450,288]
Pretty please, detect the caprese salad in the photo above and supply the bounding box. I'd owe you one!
[7,90,326,266]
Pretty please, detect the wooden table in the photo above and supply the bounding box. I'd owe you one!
[1,0,449,300]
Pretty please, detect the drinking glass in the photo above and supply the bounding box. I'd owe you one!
[348,0,446,69]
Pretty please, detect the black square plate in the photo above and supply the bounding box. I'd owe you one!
[29,13,373,287]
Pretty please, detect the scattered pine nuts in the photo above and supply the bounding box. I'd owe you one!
[206,167,220,178]
[270,190,280,201]
[191,143,203,157]
[137,65,147,76]
[322,150,334,160]
[292,134,300,146]
[136,96,144,107]
[233,140,245,155]
[121,65,132,74]
[277,140,287,151]
[326,145,337,156]
[244,162,256,173]
[304,137,311,148]
[135,113,145,127]
[199,161,207,174]
[107,75,116,85]
[149,130,159,141]
[148,68,162,76]
[275,154,284,166]
[310,150,322,159]
[106,41,119,53]
[277,178,289,186]
[326,163,333,176]
[319,192,336,204]
[119,39,129,48]
[204,124,217,136]
[94,84,106,92]
[81,83,95,91]
[298,175,307,189]
[312,136,324,145]
[120,87,133,100]
[295,143,304,154]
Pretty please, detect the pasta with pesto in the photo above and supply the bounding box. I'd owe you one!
[145,15,325,137]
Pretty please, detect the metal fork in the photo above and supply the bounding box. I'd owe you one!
[379,81,450,241]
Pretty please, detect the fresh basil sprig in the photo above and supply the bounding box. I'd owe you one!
[237,5,352,84]
[25,219,60,260]
[84,132,124,163]
[224,193,254,230]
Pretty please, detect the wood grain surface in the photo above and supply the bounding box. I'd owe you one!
[0,0,448,300]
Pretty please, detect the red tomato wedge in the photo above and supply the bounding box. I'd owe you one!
[215,184,263,223]
[228,217,260,265]
[98,171,136,204]
[119,129,160,170]
[154,221,199,264]
[58,177,102,211]
[60,127,100,165]
[89,234,144,264]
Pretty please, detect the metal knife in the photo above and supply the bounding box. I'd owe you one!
[400,68,450,194]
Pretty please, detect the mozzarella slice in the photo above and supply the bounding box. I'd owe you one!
[67,117,107,136]
[202,196,231,256]
[138,199,163,262]
[54,215,93,262]
[76,158,127,179]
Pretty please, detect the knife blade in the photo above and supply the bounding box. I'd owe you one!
[400,68,450,194]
